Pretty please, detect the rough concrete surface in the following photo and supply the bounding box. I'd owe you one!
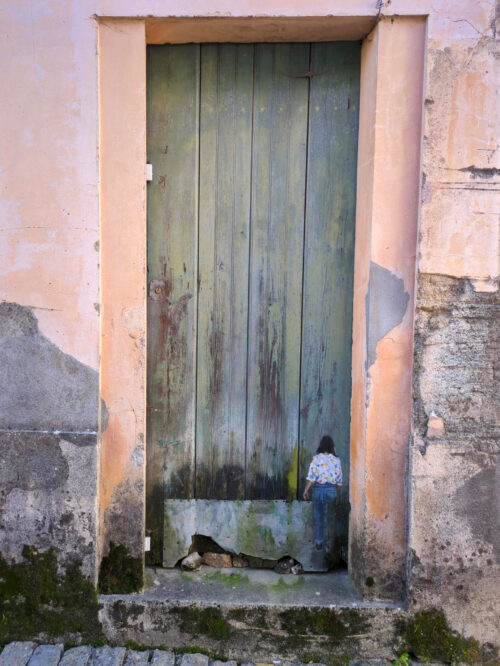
[140,566,363,607]
[410,275,500,644]
[103,476,145,561]
[0,302,99,431]
[98,598,403,663]
[0,303,98,576]
[365,262,409,370]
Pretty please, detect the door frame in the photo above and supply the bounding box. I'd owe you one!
[98,14,426,600]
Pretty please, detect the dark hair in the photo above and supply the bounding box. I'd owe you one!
[317,435,336,455]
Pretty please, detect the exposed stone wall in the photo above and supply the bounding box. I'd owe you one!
[409,275,500,644]
[0,303,99,578]
[408,1,499,644]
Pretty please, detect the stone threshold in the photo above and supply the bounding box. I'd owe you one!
[104,567,402,610]
[99,567,406,664]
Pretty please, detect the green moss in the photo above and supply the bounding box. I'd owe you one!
[124,639,167,651]
[98,542,143,594]
[237,503,277,555]
[228,606,268,630]
[172,605,231,640]
[247,607,270,630]
[398,609,496,664]
[109,600,145,628]
[0,545,104,645]
[300,653,350,666]
[270,575,305,593]
[227,608,245,621]
[173,645,228,660]
[199,570,250,587]
[286,442,299,499]
[279,607,368,642]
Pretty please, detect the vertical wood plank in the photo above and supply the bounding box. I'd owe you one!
[299,43,360,497]
[146,45,200,563]
[246,43,309,500]
[196,44,253,499]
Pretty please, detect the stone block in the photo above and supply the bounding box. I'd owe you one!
[150,650,175,666]
[202,552,232,568]
[59,646,93,666]
[0,642,36,666]
[28,644,64,665]
[181,552,202,571]
[231,555,249,568]
[124,651,150,665]
[178,654,209,666]
[92,646,127,665]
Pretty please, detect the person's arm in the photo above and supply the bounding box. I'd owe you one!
[303,479,313,500]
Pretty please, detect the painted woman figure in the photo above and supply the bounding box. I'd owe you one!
[302,435,342,551]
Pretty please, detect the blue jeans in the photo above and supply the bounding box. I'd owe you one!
[312,483,337,545]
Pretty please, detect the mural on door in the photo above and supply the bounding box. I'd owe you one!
[146,42,360,570]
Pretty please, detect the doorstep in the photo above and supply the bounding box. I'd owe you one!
[99,567,406,664]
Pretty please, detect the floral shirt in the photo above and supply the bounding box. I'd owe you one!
[306,453,342,486]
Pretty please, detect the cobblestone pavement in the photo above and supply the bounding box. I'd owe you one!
[0,642,410,666]
[0,643,316,666]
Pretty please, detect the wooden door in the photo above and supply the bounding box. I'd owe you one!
[146,43,360,570]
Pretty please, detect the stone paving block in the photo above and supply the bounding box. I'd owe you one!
[123,651,150,665]
[92,646,127,665]
[28,644,64,665]
[0,642,37,666]
[151,650,175,666]
[178,654,210,666]
[59,646,93,665]
[210,661,237,666]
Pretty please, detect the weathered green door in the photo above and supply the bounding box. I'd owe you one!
[146,43,360,570]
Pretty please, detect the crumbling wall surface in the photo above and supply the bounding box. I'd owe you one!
[409,1,500,646]
[410,276,499,645]
[0,303,99,578]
